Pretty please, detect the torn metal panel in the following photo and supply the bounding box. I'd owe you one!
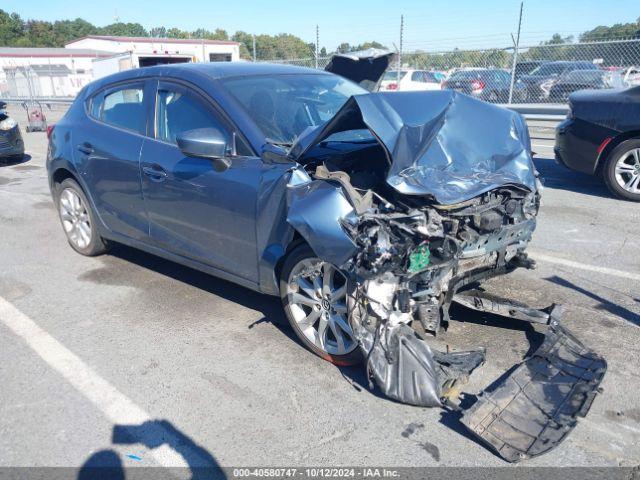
[324,49,395,92]
[292,90,537,205]
[461,319,607,463]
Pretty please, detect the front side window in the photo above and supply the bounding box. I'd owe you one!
[90,85,146,135]
[155,87,229,145]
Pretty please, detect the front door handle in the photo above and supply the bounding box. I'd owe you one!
[77,143,94,155]
[142,164,168,181]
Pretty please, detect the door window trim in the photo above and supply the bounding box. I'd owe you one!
[150,78,255,157]
[86,79,155,138]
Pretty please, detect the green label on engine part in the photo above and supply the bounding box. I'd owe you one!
[408,244,431,273]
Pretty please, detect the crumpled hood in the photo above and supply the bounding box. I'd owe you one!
[291,90,537,205]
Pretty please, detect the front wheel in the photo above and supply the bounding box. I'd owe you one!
[602,139,640,202]
[279,243,361,366]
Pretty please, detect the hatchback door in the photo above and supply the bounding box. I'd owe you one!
[79,80,154,240]
[139,80,261,281]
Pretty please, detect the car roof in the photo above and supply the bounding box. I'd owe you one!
[85,61,333,94]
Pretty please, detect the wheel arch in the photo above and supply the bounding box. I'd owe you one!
[595,130,640,174]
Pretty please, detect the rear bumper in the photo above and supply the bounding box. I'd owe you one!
[0,127,24,157]
[554,118,616,175]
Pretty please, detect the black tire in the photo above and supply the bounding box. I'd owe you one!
[279,243,362,366]
[602,139,640,202]
[54,178,109,256]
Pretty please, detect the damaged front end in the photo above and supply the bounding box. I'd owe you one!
[285,90,606,462]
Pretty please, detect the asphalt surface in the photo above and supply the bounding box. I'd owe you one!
[1,104,639,472]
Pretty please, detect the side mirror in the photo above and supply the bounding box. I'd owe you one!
[176,128,231,171]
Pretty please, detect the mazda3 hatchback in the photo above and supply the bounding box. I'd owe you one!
[47,62,542,364]
[48,62,608,462]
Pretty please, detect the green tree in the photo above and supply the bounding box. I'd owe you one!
[150,26,167,38]
[192,28,229,41]
[580,19,640,41]
[52,18,98,45]
[0,9,25,46]
[231,30,254,59]
[99,22,148,37]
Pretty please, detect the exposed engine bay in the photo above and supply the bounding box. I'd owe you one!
[284,90,607,462]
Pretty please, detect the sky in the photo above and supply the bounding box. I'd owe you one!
[3,0,638,51]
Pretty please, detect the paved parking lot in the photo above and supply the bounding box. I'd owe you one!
[1,104,639,472]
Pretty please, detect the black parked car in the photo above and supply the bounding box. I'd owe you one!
[0,101,25,161]
[442,69,525,102]
[519,61,598,102]
[548,70,623,102]
[514,60,544,80]
[555,86,640,201]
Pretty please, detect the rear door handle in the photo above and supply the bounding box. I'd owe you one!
[142,164,168,181]
[77,143,94,155]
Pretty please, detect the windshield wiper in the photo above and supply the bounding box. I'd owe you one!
[265,138,294,148]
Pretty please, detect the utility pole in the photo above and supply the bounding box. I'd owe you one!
[508,2,524,104]
[397,15,404,84]
[252,34,257,62]
[315,25,319,69]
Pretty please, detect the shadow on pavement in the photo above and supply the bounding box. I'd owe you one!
[78,419,225,480]
[0,154,32,167]
[545,275,640,326]
[107,243,286,327]
[533,157,613,199]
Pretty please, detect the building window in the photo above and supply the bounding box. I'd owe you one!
[209,53,232,62]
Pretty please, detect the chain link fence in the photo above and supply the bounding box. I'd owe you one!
[265,38,640,104]
[2,38,639,105]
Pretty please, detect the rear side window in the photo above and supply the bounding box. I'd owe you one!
[89,85,146,135]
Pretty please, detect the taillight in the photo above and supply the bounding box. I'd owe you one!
[471,80,486,92]
[597,137,613,155]
[46,124,55,139]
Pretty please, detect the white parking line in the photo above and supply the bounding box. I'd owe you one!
[0,296,191,468]
[531,251,640,282]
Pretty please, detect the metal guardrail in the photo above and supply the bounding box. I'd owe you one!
[1,97,74,106]
[2,96,568,121]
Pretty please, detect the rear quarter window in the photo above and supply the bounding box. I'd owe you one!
[89,85,146,135]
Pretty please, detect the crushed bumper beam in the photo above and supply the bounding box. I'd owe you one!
[460,316,607,462]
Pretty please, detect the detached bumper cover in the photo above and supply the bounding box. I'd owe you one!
[461,319,607,462]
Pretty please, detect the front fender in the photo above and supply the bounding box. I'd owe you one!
[286,179,358,267]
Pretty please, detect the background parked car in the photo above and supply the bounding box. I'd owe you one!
[555,85,640,201]
[379,69,441,91]
[441,68,524,102]
[623,66,640,86]
[519,61,598,102]
[0,101,25,161]
[548,69,624,102]
[514,60,545,80]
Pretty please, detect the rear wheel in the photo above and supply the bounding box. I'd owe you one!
[602,139,640,202]
[279,243,361,366]
[55,178,109,256]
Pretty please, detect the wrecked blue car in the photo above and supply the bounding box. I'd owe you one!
[47,53,605,463]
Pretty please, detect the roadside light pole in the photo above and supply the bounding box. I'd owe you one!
[397,15,404,84]
[508,2,524,104]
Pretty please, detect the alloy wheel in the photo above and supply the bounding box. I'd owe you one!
[59,188,92,249]
[285,258,357,356]
[614,147,640,194]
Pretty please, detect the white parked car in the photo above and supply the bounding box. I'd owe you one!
[623,66,640,86]
[379,69,442,91]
